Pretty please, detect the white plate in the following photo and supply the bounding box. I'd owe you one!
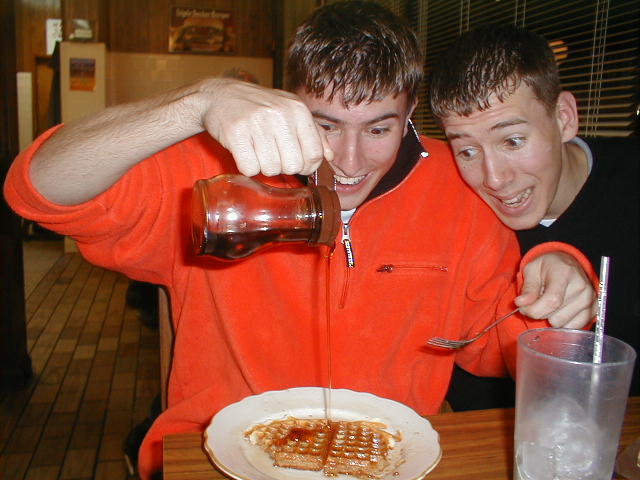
[204,387,442,480]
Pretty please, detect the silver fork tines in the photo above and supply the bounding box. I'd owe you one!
[426,308,521,349]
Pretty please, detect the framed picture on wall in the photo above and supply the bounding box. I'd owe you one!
[69,57,96,91]
[169,7,235,54]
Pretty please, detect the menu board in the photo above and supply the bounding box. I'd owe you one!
[169,7,235,54]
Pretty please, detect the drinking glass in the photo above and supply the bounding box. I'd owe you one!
[514,328,636,480]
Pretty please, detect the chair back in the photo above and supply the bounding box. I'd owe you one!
[158,287,173,410]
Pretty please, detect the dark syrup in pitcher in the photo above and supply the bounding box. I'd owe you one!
[199,229,315,260]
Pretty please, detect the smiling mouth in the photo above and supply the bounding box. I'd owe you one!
[501,187,532,208]
[334,174,366,186]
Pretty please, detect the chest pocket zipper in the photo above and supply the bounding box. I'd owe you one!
[376,264,448,273]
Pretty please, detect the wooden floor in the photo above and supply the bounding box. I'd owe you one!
[0,239,160,480]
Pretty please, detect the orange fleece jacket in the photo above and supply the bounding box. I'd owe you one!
[3,127,595,479]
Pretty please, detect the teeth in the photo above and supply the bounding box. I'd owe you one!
[334,174,366,185]
[502,188,532,207]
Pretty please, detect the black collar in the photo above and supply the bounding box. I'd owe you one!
[365,123,427,202]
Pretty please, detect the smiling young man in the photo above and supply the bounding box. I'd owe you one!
[299,94,414,211]
[5,4,597,478]
[430,25,639,408]
[437,82,586,232]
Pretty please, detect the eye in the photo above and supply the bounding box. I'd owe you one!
[505,136,525,148]
[318,122,333,132]
[367,126,389,136]
[456,147,479,161]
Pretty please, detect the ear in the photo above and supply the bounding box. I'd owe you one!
[555,91,579,142]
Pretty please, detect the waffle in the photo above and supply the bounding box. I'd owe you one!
[245,417,402,478]
[246,418,331,471]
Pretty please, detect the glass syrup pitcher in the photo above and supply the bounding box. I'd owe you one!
[190,162,340,261]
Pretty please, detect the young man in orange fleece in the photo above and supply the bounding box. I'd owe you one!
[4,3,596,478]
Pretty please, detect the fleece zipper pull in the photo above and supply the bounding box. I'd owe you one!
[341,224,355,268]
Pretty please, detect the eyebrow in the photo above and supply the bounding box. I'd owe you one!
[490,118,528,130]
[311,111,400,125]
[446,118,528,141]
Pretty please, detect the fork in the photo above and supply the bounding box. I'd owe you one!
[426,307,521,349]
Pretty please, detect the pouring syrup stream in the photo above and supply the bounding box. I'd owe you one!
[324,244,335,422]
[310,160,338,424]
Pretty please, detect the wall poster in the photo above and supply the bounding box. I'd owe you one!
[69,57,96,91]
[169,7,235,54]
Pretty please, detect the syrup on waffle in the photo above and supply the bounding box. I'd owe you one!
[245,417,403,478]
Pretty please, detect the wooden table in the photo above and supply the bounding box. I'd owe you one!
[164,396,639,479]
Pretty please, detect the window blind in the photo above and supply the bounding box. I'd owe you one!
[326,0,638,138]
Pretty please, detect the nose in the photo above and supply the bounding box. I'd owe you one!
[482,153,513,191]
[330,130,363,176]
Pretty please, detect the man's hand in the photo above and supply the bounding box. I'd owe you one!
[515,252,596,329]
[196,79,334,177]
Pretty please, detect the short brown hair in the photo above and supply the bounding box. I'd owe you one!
[429,25,561,119]
[286,1,423,108]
